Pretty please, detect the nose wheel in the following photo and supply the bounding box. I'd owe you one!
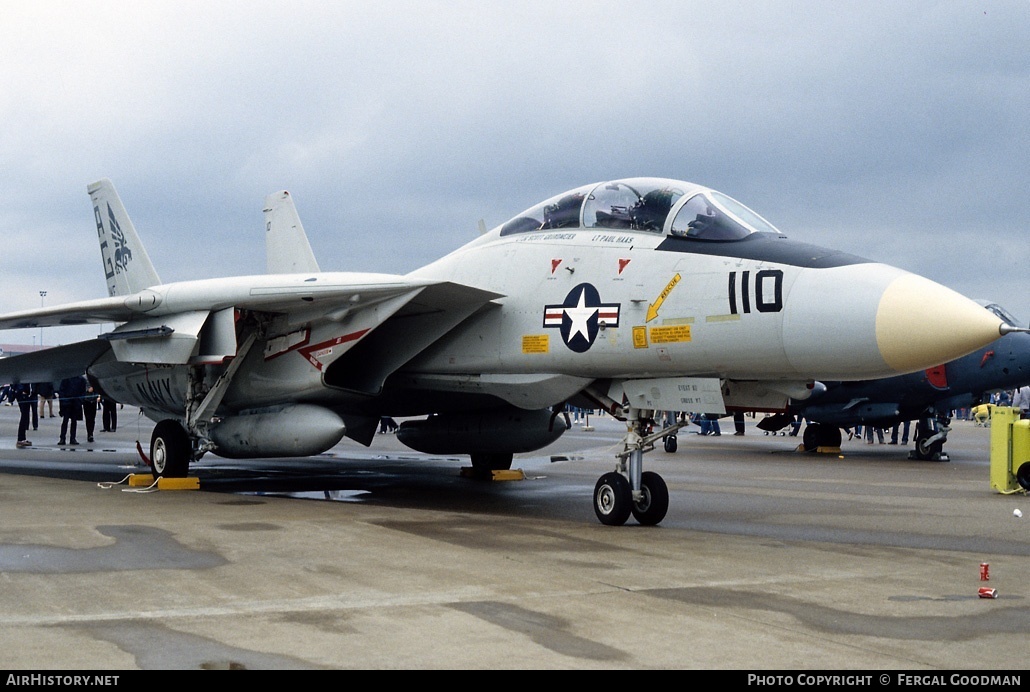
[909,414,951,461]
[592,409,680,526]
[632,471,669,525]
[594,472,632,526]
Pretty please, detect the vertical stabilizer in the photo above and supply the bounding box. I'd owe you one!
[263,190,320,274]
[87,179,161,296]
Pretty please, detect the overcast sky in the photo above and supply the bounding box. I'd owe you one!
[1,0,1027,346]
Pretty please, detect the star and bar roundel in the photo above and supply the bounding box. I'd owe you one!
[543,283,621,353]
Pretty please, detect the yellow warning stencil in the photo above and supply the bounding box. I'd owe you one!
[650,324,691,343]
[522,334,549,354]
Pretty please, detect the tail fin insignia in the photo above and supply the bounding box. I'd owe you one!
[97,202,132,278]
[87,179,161,296]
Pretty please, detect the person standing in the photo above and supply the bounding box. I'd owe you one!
[82,379,100,443]
[57,375,86,445]
[27,383,40,430]
[12,382,35,448]
[865,425,885,444]
[37,381,55,419]
[889,420,911,445]
[101,394,118,432]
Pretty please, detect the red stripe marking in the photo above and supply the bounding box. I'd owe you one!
[297,328,371,371]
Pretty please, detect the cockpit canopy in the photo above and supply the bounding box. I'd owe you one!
[499,177,780,240]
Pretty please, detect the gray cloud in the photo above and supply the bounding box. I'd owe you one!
[1,0,1027,346]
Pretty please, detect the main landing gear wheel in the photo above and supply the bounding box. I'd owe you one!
[150,420,191,478]
[468,452,514,480]
[663,435,678,453]
[469,452,514,471]
[802,423,841,452]
[594,472,633,526]
[631,471,669,526]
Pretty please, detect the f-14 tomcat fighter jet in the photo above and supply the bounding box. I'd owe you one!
[0,177,1012,526]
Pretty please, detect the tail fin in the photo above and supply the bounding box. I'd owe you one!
[263,190,320,274]
[87,179,161,296]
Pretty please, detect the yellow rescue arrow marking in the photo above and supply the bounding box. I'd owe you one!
[647,273,681,322]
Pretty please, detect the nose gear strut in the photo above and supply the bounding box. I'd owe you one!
[593,407,685,526]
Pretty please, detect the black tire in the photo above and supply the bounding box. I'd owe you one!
[802,424,819,451]
[663,435,678,453]
[469,452,514,472]
[802,424,842,452]
[594,472,632,526]
[819,425,842,449]
[913,435,944,461]
[150,420,191,478]
[632,471,669,526]
[1016,462,1030,491]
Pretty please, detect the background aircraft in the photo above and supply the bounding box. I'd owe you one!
[0,178,1010,526]
[755,301,1030,460]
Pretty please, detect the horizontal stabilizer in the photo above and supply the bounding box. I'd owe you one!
[0,340,112,385]
[0,274,460,333]
[0,295,137,330]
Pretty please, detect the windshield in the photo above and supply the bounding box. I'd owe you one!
[669,191,779,240]
[499,185,594,235]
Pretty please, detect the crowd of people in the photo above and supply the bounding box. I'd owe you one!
[805,386,1030,445]
[2,374,118,448]
[576,386,1030,446]
[7,383,1030,450]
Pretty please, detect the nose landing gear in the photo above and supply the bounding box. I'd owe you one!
[909,413,951,462]
[592,409,680,526]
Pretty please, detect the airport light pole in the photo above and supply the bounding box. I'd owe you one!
[39,290,46,348]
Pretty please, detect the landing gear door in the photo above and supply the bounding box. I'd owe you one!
[194,307,238,363]
[616,377,726,414]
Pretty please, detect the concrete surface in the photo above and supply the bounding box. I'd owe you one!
[0,404,1026,670]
